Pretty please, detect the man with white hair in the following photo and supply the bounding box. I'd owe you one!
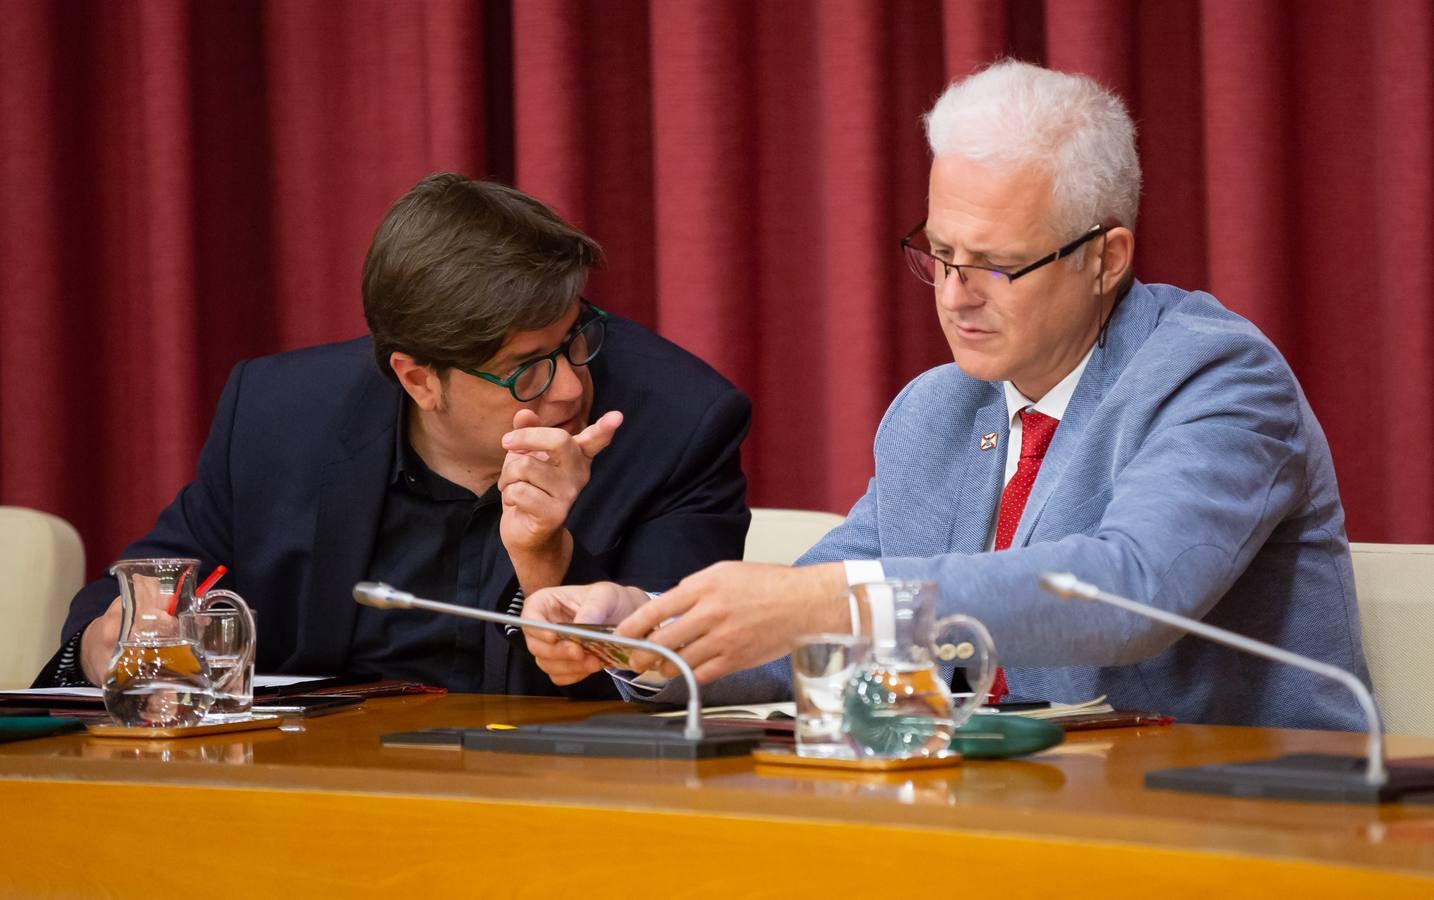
[523,61,1369,730]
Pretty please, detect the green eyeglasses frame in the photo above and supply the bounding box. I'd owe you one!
[457,299,609,402]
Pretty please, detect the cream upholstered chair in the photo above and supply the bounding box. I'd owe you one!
[1349,542,1434,738]
[743,508,845,566]
[0,507,85,688]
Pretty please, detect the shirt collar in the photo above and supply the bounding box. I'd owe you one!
[391,398,418,486]
[391,399,477,502]
[1002,344,1095,429]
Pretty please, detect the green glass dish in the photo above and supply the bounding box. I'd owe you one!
[948,714,1064,759]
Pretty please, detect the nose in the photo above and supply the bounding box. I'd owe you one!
[936,270,980,312]
[542,354,584,404]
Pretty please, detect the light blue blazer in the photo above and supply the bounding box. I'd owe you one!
[648,282,1370,731]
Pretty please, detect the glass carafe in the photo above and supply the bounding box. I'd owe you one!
[842,579,996,758]
[101,558,255,727]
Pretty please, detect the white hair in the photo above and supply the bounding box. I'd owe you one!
[924,60,1141,238]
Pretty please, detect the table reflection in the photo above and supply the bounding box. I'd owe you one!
[60,733,279,764]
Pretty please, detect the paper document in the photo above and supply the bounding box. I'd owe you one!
[979,695,1114,720]
[1,675,323,700]
[253,675,326,688]
[652,702,796,720]
[653,697,1113,722]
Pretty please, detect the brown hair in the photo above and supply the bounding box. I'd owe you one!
[362,173,603,378]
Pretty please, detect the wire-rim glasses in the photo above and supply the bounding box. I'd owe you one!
[900,222,1107,289]
[458,299,609,402]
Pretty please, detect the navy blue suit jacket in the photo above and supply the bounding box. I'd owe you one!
[42,316,751,697]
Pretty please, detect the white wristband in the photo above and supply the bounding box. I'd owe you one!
[841,560,885,635]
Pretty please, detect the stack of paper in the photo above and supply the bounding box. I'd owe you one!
[983,696,1115,720]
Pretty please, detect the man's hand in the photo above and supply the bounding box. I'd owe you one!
[78,573,175,685]
[615,561,849,683]
[499,408,623,593]
[522,582,652,685]
[79,597,125,685]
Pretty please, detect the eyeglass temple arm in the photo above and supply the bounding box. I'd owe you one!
[1008,224,1107,282]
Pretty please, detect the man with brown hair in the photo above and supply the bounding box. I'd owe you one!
[35,173,752,698]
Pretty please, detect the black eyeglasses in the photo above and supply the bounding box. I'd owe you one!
[901,222,1107,290]
[457,299,609,402]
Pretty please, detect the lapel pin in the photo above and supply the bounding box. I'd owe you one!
[980,432,999,451]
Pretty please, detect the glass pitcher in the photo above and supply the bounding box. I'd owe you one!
[842,579,996,758]
[101,558,256,727]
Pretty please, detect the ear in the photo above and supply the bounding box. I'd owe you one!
[388,352,444,412]
[1095,226,1134,296]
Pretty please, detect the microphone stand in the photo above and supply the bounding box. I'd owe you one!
[1040,572,1434,804]
[353,581,708,739]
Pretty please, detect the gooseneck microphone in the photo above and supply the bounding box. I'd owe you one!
[1038,571,1388,787]
[352,581,706,740]
[1040,572,1434,803]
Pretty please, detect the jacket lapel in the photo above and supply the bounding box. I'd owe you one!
[284,374,397,674]
[947,395,1008,555]
[1012,285,1155,547]
[1012,354,1105,548]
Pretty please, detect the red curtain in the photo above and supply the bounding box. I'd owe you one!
[2,0,1431,578]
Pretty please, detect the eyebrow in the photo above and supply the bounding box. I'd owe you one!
[487,316,583,372]
[488,347,542,373]
[925,230,1027,265]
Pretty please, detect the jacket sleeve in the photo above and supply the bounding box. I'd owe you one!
[566,385,752,591]
[794,481,878,565]
[31,363,247,686]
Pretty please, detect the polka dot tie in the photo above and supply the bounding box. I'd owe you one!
[994,408,1060,552]
[988,407,1060,702]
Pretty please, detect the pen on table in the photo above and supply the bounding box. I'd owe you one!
[956,692,1053,713]
[988,698,1052,712]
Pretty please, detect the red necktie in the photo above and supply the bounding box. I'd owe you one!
[988,407,1060,702]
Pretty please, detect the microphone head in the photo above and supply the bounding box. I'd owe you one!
[353,582,409,609]
[1039,572,1094,600]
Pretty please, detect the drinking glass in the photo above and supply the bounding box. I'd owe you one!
[190,606,255,716]
[791,633,870,758]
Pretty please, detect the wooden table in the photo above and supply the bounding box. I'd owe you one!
[2,695,1433,898]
